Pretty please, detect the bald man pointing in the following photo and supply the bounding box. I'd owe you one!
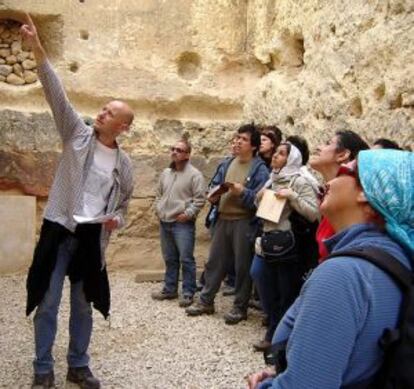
[21,14,134,388]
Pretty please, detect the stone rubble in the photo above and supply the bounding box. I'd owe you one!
[0,272,265,388]
[0,19,38,86]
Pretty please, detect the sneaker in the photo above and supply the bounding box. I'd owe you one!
[67,366,100,389]
[151,290,178,301]
[178,295,193,308]
[32,371,55,388]
[185,299,215,316]
[224,307,247,325]
[253,339,271,352]
[221,285,236,296]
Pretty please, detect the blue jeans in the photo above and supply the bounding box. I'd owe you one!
[160,221,196,296]
[33,234,92,374]
[250,254,300,341]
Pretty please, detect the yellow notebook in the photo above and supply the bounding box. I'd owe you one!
[256,189,287,223]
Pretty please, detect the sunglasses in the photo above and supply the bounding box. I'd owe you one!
[318,164,359,202]
[170,146,187,153]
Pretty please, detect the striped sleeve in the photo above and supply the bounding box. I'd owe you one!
[37,60,85,142]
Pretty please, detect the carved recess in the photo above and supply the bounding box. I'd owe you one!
[0,19,38,86]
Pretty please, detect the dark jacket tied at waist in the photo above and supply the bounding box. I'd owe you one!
[26,220,110,319]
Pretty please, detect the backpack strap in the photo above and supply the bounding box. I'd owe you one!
[326,246,413,292]
[327,246,413,355]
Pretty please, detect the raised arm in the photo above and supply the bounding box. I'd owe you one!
[20,13,85,142]
[19,13,46,65]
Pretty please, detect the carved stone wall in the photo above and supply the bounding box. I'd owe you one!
[244,0,414,147]
[0,0,412,273]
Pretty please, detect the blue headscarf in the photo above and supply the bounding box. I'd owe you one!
[358,149,414,255]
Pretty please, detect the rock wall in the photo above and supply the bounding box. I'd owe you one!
[244,0,414,147]
[0,0,412,274]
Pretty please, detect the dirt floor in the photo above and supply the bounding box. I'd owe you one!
[0,271,266,388]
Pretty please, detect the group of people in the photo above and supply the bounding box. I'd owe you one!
[246,147,413,389]
[18,13,413,389]
[151,119,412,389]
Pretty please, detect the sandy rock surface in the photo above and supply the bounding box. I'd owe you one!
[0,1,413,275]
[0,272,265,388]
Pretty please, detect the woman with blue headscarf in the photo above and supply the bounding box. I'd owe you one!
[247,149,413,389]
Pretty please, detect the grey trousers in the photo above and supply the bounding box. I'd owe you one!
[200,218,254,311]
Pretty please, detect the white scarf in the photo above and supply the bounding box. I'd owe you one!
[270,143,302,182]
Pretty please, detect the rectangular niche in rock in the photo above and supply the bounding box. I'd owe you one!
[0,12,63,87]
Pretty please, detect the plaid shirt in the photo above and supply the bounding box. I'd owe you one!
[38,60,134,257]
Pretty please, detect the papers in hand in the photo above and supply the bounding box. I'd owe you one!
[207,182,232,198]
[256,189,287,223]
[73,213,116,224]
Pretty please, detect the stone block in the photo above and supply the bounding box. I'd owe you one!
[0,195,36,273]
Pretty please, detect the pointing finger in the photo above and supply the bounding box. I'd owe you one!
[23,12,35,28]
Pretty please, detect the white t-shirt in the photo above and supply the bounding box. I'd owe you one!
[77,141,117,218]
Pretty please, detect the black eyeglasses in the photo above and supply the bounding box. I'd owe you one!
[170,146,187,153]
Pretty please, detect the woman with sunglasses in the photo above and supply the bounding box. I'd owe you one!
[247,149,413,389]
[309,130,369,261]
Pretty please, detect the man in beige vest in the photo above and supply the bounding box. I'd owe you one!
[186,125,269,324]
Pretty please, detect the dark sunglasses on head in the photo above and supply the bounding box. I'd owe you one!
[170,146,187,153]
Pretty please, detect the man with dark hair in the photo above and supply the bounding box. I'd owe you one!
[21,14,134,389]
[152,139,206,308]
[186,124,269,324]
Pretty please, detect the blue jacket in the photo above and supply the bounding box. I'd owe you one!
[206,156,269,227]
[205,157,229,228]
[260,223,412,389]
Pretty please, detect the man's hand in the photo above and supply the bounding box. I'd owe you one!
[20,14,39,49]
[246,368,275,389]
[103,218,118,232]
[228,182,244,196]
[20,13,46,63]
[176,213,191,223]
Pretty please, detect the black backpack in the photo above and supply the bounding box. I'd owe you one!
[265,246,414,389]
[289,210,319,275]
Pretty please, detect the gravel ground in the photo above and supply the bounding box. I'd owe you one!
[0,272,266,388]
